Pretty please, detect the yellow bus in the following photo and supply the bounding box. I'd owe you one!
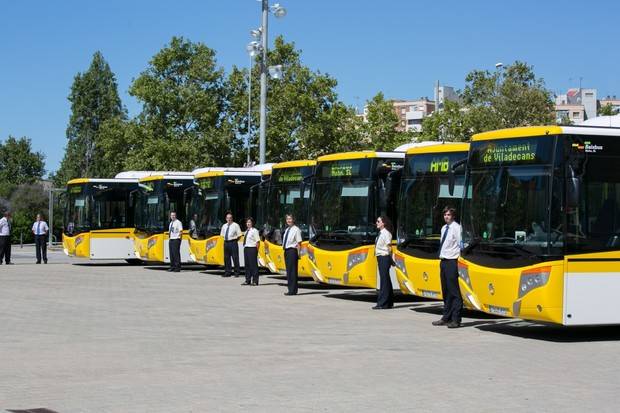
[459,121,620,325]
[187,165,272,266]
[132,172,194,263]
[63,175,140,262]
[306,151,404,288]
[393,143,470,298]
[262,160,316,277]
[253,168,273,270]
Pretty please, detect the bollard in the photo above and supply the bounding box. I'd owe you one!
[20,231,23,248]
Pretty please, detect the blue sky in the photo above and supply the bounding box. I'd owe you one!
[1,0,619,175]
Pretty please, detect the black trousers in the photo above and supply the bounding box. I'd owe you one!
[224,240,240,276]
[0,235,11,264]
[440,259,462,322]
[35,235,47,263]
[169,238,182,271]
[376,255,394,307]
[284,248,299,295]
[244,247,259,284]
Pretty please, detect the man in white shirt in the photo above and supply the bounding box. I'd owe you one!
[433,206,463,328]
[282,214,302,296]
[0,211,12,265]
[220,212,242,277]
[31,214,49,264]
[168,211,183,273]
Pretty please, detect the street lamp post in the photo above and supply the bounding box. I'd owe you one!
[256,1,286,165]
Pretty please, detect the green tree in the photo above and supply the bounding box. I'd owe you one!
[55,52,125,184]
[362,92,412,150]
[7,183,49,244]
[0,136,45,197]
[420,61,555,141]
[104,36,238,171]
[226,36,363,163]
[599,103,619,116]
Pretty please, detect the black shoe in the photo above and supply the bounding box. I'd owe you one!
[234,274,240,278]
[44,260,48,264]
[251,282,258,286]
[432,319,449,326]
[36,261,41,264]
[284,292,296,296]
[222,274,232,278]
[6,262,13,265]
[241,281,251,285]
[167,268,174,272]
[372,305,388,310]
[173,269,181,273]
[447,321,461,329]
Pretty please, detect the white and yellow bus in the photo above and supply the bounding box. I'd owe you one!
[132,172,194,263]
[187,165,272,266]
[63,174,141,262]
[306,151,404,288]
[393,143,470,298]
[253,168,273,269]
[262,160,316,277]
[459,120,620,325]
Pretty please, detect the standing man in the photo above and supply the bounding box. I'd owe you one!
[0,211,12,265]
[220,212,242,277]
[168,211,183,273]
[32,214,49,264]
[432,206,463,328]
[282,214,302,296]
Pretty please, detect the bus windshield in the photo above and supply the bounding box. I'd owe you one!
[189,186,224,239]
[398,174,465,259]
[462,165,563,259]
[134,185,165,234]
[65,186,91,235]
[310,179,374,247]
[265,181,310,245]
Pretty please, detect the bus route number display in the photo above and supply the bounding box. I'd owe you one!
[430,157,450,173]
[323,161,361,178]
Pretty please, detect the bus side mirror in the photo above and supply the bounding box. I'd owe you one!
[448,170,456,196]
[567,177,580,208]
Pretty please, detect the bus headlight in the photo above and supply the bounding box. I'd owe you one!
[347,249,368,271]
[518,267,551,299]
[206,238,217,252]
[393,253,407,277]
[458,262,472,289]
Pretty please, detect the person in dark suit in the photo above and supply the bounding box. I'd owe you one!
[0,211,13,265]
[282,214,302,296]
[241,217,260,286]
[31,214,49,264]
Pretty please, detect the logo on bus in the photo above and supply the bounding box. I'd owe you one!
[430,157,450,173]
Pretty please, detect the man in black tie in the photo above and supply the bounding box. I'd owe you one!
[31,214,49,264]
[282,214,302,296]
[432,206,463,328]
[220,212,242,277]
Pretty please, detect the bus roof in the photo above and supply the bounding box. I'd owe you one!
[139,173,194,182]
[472,122,620,142]
[317,151,405,162]
[115,171,193,179]
[67,178,139,185]
[192,164,274,178]
[272,159,316,169]
[406,142,470,155]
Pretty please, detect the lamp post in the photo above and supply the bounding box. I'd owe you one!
[257,1,286,164]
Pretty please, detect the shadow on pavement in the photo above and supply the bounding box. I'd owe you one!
[324,291,424,304]
[475,321,620,343]
[73,262,133,267]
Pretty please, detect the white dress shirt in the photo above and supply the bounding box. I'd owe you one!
[439,221,462,259]
[220,222,242,241]
[169,219,183,240]
[0,217,10,236]
[243,227,260,248]
[282,225,302,249]
[374,228,392,256]
[32,220,49,235]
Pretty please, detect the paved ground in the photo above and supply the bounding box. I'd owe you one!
[1,248,620,412]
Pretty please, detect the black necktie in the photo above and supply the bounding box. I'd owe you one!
[225,224,230,241]
[283,228,290,248]
[439,225,450,256]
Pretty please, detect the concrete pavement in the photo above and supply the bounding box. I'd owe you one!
[1,249,619,412]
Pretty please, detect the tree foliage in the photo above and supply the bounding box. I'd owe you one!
[420,61,555,141]
[599,103,619,116]
[55,52,125,184]
[99,37,239,172]
[362,92,412,150]
[0,136,45,197]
